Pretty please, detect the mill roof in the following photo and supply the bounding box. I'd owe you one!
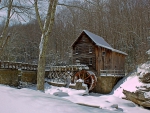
[72,30,128,55]
[147,49,150,54]
[83,30,112,49]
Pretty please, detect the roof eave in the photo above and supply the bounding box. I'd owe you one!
[96,44,128,56]
[112,49,128,56]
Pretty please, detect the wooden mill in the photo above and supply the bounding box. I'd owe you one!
[48,30,127,94]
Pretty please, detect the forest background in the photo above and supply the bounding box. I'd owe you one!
[0,0,150,73]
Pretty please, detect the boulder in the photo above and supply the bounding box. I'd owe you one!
[139,73,150,83]
[141,101,150,107]
[75,82,86,90]
[124,61,150,108]
[111,104,118,109]
[123,89,150,108]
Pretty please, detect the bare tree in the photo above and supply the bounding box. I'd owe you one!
[0,0,33,59]
[0,0,13,56]
[34,0,58,91]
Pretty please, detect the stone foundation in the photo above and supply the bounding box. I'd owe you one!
[0,69,18,86]
[92,76,122,94]
[21,70,37,84]
[0,69,39,86]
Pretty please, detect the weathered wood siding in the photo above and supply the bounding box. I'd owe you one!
[72,32,126,75]
[72,34,96,71]
[111,52,125,71]
[99,47,112,70]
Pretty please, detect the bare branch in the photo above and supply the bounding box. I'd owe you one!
[58,3,88,11]
[47,0,58,36]
[83,0,96,6]
[0,6,7,10]
[34,0,44,33]
[1,0,13,39]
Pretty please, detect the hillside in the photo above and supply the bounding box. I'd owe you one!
[112,61,150,108]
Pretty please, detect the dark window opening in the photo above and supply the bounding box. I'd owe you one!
[76,59,80,65]
[75,47,79,54]
[89,46,92,53]
[102,51,106,56]
[89,58,93,65]
[82,36,85,41]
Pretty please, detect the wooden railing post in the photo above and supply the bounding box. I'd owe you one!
[100,69,101,76]
[0,61,1,68]
[114,69,115,77]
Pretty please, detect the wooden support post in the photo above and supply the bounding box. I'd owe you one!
[8,62,9,68]
[114,69,115,77]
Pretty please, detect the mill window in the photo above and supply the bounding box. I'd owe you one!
[89,58,93,65]
[75,47,79,54]
[102,51,106,56]
[89,46,92,53]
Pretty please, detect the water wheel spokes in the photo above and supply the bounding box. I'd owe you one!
[74,70,97,91]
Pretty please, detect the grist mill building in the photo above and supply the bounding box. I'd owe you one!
[71,30,127,93]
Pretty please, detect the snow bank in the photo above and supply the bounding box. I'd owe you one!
[44,83,150,113]
[112,62,150,98]
[111,72,143,98]
[45,83,86,96]
[1,81,149,113]
[0,84,111,113]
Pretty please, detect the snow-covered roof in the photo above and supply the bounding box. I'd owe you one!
[111,48,128,55]
[72,30,127,55]
[83,30,112,49]
[146,49,150,54]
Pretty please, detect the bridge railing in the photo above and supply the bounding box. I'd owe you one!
[47,65,89,83]
[0,61,38,71]
[100,70,125,77]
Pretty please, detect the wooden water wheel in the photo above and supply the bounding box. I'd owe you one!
[74,70,97,91]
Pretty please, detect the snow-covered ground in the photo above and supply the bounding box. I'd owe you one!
[44,83,149,113]
[0,62,150,113]
[0,80,149,113]
[0,84,116,113]
[111,71,143,98]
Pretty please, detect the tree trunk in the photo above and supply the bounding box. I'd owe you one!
[37,34,47,91]
[35,0,58,91]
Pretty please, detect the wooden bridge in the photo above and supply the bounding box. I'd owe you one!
[0,61,38,71]
[46,65,88,83]
[100,70,125,77]
[0,61,126,92]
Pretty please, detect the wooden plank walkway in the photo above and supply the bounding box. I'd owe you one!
[100,70,126,77]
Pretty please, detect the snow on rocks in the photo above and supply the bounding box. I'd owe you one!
[111,72,143,98]
[110,104,118,109]
[123,90,150,107]
[114,61,150,108]
[76,79,84,83]
[53,92,69,97]
[43,83,150,113]
[137,61,150,77]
